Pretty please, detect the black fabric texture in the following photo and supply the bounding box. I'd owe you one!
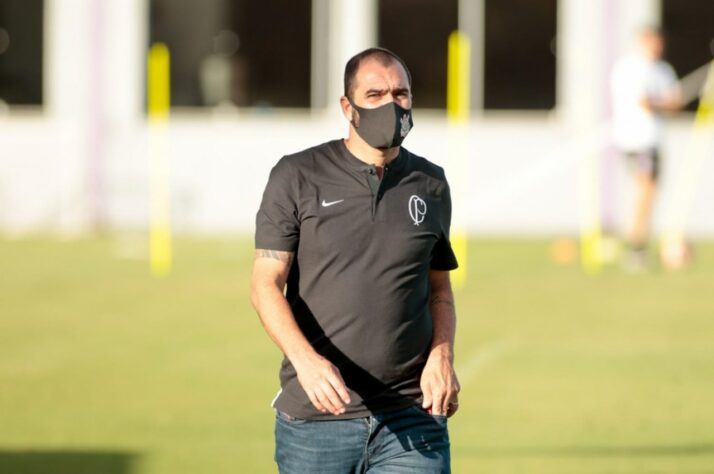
[624,147,661,181]
[350,101,413,149]
[255,139,458,420]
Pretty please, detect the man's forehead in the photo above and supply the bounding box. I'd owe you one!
[354,58,410,90]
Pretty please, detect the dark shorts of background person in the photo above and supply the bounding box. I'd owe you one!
[623,148,660,181]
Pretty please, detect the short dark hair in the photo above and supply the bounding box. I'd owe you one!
[343,47,412,100]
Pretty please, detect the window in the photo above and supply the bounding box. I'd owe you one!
[484,0,556,110]
[0,0,44,106]
[662,0,714,111]
[149,0,311,108]
[378,0,458,109]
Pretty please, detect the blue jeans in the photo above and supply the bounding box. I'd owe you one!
[275,405,450,473]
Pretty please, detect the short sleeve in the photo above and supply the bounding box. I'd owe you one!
[659,62,681,96]
[255,157,300,252]
[430,180,459,271]
[660,62,678,87]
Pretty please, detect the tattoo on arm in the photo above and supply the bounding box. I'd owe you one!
[430,295,455,308]
[255,249,294,266]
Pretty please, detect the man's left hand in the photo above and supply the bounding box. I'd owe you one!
[420,349,460,417]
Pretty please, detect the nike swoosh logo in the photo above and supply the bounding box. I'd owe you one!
[321,199,344,207]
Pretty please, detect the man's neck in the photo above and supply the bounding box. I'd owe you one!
[344,132,400,168]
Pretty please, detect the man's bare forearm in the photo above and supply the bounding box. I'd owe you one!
[251,250,316,365]
[251,249,351,414]
[421,270,460,416]
[428,272,456,362]
[430,294,456,360]
[253,284,316,361]
[642,92,682,114]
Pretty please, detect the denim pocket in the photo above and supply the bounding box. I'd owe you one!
[408,405,448,424]
[430,413,448,424]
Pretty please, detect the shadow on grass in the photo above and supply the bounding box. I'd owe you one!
[0,450,140,474]
[466,444,714,458]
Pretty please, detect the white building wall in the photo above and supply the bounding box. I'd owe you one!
[0,0,712,238]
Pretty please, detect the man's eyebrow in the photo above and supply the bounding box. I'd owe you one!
[364,86,410,95]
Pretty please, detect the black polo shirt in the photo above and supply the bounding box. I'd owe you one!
[255,139,458,420]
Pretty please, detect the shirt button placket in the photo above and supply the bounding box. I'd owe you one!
[366,166,380,219]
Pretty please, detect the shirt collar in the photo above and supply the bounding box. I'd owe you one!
[336,139,408,174]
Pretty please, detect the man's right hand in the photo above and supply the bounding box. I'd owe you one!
[251,249,350,416]
[293,353,351,415]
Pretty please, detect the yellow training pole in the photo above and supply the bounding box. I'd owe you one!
[447,31,471,288]
[147,43,172,277]
[579,149,603,275]
[448,31,471,124]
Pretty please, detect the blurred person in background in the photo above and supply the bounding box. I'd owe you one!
[611,26,682,270]
[251,47,460,473]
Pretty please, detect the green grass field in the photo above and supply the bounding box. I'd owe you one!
[2,236,714,473]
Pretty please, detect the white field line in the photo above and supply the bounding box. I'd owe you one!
[456,337,521,385]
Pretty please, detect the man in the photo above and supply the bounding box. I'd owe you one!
[251,47,460,473]
[611,27,681,269]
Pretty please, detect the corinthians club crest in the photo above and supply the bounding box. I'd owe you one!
[408,195,427,225]
[400,113,412,138]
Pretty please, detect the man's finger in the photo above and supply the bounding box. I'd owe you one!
[440,386,456,414]
[446,385,459,416]
[421,384,433,409]
[319,381,346,414]
[307,390,327,413]
[326,371,351,405]
[441,390,453,415]
[315,384,340,414]
[431,388,445,415]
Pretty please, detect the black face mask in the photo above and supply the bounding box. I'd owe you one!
[350,100,414,149]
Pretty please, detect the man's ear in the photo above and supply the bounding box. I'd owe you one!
[339,96,352,122]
